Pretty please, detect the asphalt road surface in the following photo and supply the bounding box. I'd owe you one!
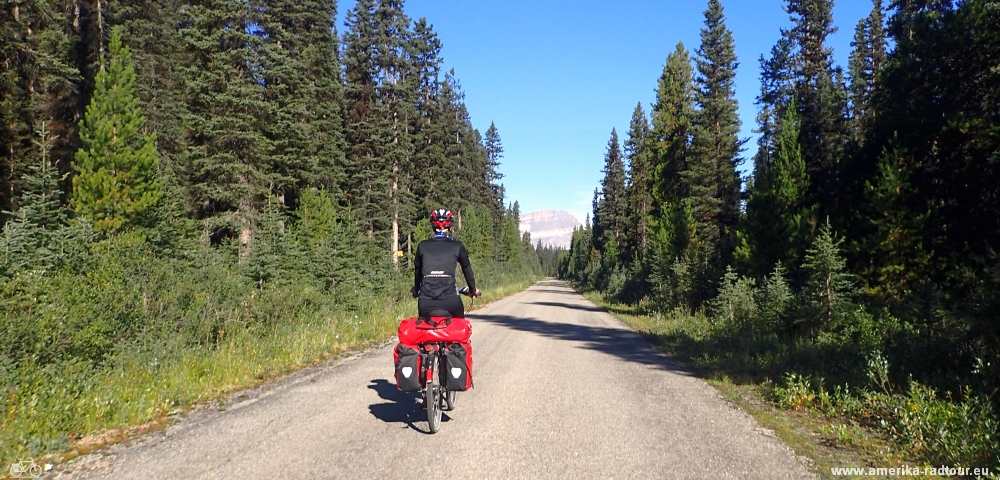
[59,279,814,479]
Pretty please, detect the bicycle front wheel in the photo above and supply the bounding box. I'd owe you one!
[427,354,442,433]
[445,390,457,411]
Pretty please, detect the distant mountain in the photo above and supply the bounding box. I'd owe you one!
[519,210,581,249]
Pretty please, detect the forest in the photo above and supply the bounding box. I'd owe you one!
[0,0,546,460]
[562,0,999,468]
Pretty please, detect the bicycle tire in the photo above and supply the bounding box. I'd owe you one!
[427,354,442,433]
[445,389,457,411]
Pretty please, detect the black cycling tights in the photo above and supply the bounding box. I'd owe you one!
[418,295,465,319]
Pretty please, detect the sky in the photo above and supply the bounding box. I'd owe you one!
[337,0,877,223]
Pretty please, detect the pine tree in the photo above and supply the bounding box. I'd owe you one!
[752,36,796,175]
[624,103,653,261]
[685,0,743,302]
[861,142,931,303]
[409,17,445,216]
[107,0,187,177]
[650,42,695,216]
[374,0,417,265]
[72,27,161,234]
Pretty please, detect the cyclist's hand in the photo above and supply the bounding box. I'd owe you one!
[473,288,481,298]
[410,285,418,298]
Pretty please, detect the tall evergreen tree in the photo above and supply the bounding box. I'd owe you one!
[624,103,653,261]
[737,101,814,280]
[343,0,390,239]
[483,121,506,224]
[786,0,849,221]
[373,0,417,264]
[179,0,273,258]
[650,42,695,216]
[72,27,161,233]
[597,128,627,263]
[259,0,348,200]
[848,0,888,140]
[1,0,85,217]
[685,0,743,301]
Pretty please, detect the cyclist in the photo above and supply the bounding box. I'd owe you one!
[412,208,479,318]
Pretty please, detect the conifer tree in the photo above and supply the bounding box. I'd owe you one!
[374,0,417,265]
[259,0,348,199]
[738,101,814,280]
[597,128,627,264]
[650,43,695,216]
[786,0,849,220]
[409,18,445,216]
[179,0,274,259]
[685,0,743,301]
[624,103,653,261]
[848,0,887,140]
[752,37,796,175]
[107,0,187,178]
[484,121,506,223]
[72,27,161,234]
[800,221,857,334]
[1,0,86,216]
[861,142,931,303]
[343,0,386,238]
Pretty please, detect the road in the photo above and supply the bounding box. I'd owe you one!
[58,279,814,479]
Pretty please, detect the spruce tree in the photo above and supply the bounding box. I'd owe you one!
[72,27,161,234]
[738,101,814,280]
[483,121,506,224]
[848,0,887,140]
[786,0,849,221]
[862,142,930,303]
[179,0,274,259]
[650,42,695,216]
[597,128,627,264]
[685,0,743,302]
[343,0,386,238]
[259,0,348,199]
[624,103,653,261]
[374,0,417,265]
[800,220,857,334]
[1,0,85,216]
[409,18,445,216]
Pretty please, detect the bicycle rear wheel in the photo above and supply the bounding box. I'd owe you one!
[427,354,442,433]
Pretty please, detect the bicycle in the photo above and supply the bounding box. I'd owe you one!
[416,287,476,433]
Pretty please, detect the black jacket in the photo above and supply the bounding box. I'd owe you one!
[413,236,476,299]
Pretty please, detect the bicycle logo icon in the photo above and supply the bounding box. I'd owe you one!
[9,458,43,478]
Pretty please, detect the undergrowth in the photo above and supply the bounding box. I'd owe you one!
[0,233,539,464]
[585,292,1000,475]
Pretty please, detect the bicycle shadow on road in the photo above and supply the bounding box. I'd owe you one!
[367,379,451,434]
[471,313,695,377]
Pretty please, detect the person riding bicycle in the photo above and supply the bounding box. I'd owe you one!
[412,209,479,319]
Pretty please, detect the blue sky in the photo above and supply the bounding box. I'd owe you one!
[337,0,876,223]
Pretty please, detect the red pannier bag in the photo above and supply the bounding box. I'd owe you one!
[397,316,472,345]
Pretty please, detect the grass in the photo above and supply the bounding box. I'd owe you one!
[1,275,540,468]
[582,292,999,480]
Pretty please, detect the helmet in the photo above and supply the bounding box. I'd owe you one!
[430,209,454,233]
